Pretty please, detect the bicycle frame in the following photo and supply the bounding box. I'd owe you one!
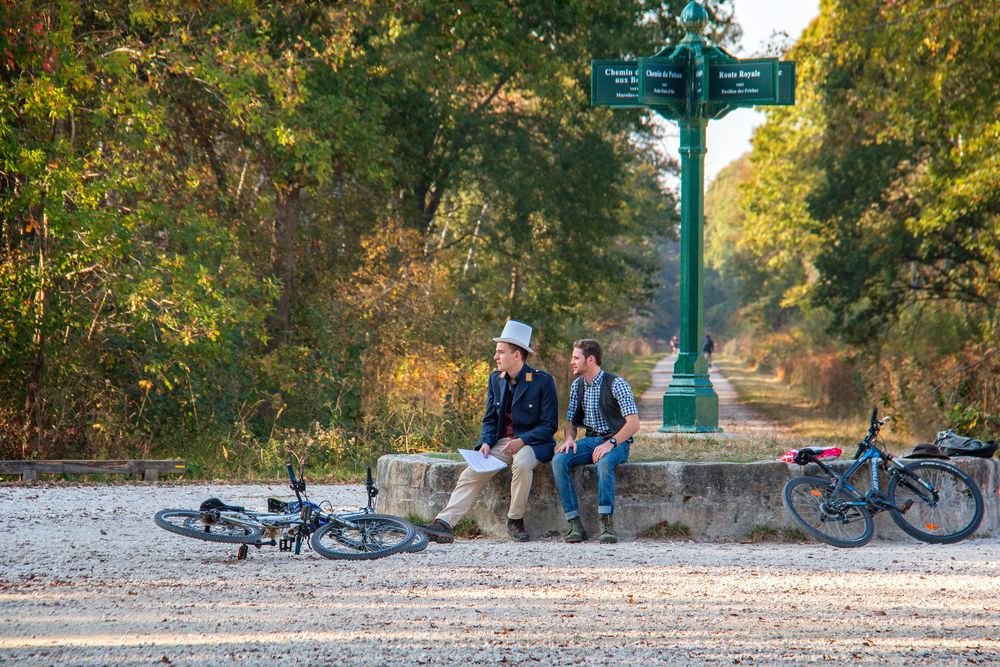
[206,465,369,555]
[806,425,938,514]
[213,510,303,531]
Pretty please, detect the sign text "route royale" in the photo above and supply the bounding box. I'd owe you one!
[717,69,762,79]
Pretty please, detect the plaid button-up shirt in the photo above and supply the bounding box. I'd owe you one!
[565,370,638,440]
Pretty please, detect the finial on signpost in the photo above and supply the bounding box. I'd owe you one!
[680,1,709,37]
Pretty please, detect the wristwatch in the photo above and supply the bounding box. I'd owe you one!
[608,437,618,448]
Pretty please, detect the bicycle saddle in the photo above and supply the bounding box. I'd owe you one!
[779,447,843,465]
[199,498,247,512]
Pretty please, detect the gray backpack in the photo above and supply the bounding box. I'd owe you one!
[933,429,998,458]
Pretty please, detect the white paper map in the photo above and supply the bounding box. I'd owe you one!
[458,448,508,473]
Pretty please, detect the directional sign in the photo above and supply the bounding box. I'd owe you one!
[638,58,686,106]
[777,61,796,106]
[588,2,800,434]
[708,58,778,105]
[591,60,641,108]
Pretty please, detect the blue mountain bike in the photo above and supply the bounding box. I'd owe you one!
[783,408,984,548]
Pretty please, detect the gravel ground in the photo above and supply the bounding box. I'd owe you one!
[2,482,999,666]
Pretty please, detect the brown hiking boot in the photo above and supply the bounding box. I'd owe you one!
[507,517,529,542]
[417,519,454,544]
[564,517,588,543]
[599,514,618,544]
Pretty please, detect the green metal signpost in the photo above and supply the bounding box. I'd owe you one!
[592,2,795,432]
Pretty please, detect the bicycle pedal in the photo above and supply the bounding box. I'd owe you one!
[866,492,894,511]
[899,499,913,513]
[279,537,294,552]
[236,545,249,561]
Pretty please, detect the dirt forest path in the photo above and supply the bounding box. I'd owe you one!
[2,483,998,665]
[638,352,792,436]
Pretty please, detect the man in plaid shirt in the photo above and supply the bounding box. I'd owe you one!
[552,339,640,544]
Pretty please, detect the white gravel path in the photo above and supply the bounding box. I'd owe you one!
[2,482,999,665]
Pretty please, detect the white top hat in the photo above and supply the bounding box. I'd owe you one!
[493,320,534,354]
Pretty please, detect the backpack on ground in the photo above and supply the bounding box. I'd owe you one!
[904,443,950,459]
[933,429,998,458]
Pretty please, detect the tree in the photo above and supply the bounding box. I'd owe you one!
[719,0,1000,431]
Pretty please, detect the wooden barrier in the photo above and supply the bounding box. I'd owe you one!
[0,459,187,482]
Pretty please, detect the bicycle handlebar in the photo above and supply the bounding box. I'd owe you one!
[855,411,893,458]
[287,463,306,503]
[866,408,892,435]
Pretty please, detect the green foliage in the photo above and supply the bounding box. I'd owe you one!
[707,0,1000,436]
[452,518,484,539]
[744,526,808,544]
[1,1,736,472]
[638,520,691,539]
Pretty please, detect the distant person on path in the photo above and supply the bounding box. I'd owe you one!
[670,335,679,355]
[551,339,640,544]
[703,334,715,369]
[418,320,558,544]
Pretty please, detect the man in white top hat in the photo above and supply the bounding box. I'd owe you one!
[418,320,558,543]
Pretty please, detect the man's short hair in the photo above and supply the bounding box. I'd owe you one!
[573,339,602,367]
[501,341,530,361]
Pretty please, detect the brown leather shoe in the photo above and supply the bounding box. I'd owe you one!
[507,517,529,542]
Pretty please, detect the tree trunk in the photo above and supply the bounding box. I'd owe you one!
[24,210,49,457]
[463,205,487,277]
[269,184,301,344]
[507,264,519,319]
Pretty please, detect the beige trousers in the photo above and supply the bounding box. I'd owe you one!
[436,437,539,527]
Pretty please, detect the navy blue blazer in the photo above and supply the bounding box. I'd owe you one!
[478,363,558,463]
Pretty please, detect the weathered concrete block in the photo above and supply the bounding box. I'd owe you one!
[375,454,1000,542]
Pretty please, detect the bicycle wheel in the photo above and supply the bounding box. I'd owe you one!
[783,476,874,548]
[887,461,984,544]
[406,526,429,553]
[154,509,263,544]
[310,514,415,560]
[341,511,427,553]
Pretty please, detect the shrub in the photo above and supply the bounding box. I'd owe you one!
[638,521,692,539]
[744,526,809,543]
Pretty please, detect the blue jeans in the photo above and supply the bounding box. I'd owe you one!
[551,436,631,519]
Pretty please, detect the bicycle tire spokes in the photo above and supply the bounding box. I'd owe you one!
[154,509,263,544]
[331,519,403,552]
[888,462,984,542]
[310,514,415,560]
[783,476,874,548]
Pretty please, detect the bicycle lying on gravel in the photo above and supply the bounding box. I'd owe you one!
[154,464,419,560]
[342,465,429,553]
[782,408,984,548]
[260,464,427,555]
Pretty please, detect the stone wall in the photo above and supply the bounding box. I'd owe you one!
[376,454,1000,542]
